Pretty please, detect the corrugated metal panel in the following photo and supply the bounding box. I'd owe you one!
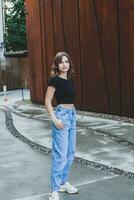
[119,0,134,116]
[25,0,44,103]
[79,0,109,112]
[95,0,120,115]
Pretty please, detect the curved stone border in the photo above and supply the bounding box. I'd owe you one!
[86,127,134,151]
[3,108,134,180]
[97,129,134,150]
[4,108,51,154]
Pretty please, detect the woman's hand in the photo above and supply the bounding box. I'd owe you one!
[52,117,65,130]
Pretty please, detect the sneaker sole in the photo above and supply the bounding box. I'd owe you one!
[59,189,79,194]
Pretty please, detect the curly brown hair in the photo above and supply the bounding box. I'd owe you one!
[50,52,75,78]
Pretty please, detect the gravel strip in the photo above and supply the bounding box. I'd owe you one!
[76,110,134,124]
[4,108,51,154]
[85,127,134,151]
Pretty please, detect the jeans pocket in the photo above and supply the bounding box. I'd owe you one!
[55,109,68,119]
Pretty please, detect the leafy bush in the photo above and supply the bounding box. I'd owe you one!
[4,0,27,52]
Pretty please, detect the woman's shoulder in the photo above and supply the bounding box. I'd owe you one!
[48,76,59,87]
[48,76,59,82]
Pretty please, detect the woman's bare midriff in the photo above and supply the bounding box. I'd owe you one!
[59,104,74,108]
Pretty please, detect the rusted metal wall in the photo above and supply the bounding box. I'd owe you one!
[25,0,134,117]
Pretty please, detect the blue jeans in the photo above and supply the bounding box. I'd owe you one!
[51,104,76,192]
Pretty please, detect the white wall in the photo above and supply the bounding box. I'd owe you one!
[0,0,4,59]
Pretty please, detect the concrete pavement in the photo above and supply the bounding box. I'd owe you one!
[10,99,134,178]
[10,108,134,176]
[0,89,134,199]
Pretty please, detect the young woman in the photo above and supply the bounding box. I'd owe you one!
[45,52,78,200]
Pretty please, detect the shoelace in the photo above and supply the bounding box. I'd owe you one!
[65,182,77,191]
[50,191,58,200]
[65,182,73,187]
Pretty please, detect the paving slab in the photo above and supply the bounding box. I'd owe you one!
[11,175,134,200]
[12,112,134,174]
[0,110,50,200]
[1,109,117,200]
[13,104,134,144]
[1,90,134,200]
[59,176,134,200]
[0,90,30,108]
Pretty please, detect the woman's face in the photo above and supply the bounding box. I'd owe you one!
[58,55,70,73]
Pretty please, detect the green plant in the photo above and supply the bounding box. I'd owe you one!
[4,0,26,52]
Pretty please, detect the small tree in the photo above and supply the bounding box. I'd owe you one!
[4,0,26,52]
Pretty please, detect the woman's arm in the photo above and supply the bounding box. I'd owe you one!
[45,86,57,121]
[45,86,64,129]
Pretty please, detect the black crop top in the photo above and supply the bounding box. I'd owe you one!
[48,76,76,104]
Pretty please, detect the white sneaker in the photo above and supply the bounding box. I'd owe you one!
[60,182,79,194]
[49,191,59,200]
